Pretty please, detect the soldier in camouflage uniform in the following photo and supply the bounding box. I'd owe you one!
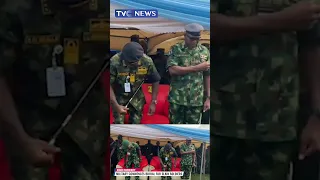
[0,0,109,179]
[122,140,142,180]
[111,135,125,163]
[167,23,210,124]
[116,135,125,161]
[110,42,161,124]
[159,143,178,180]
[212,0,320,179]
[180,138,196,180]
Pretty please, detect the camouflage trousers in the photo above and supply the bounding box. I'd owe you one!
[211,135,294,180]
[113,104,142,124]
[8,133,104,180]
[181,164,192,179]
[125,156,140,180]
[161,161,172,180]
[169,103,202,124]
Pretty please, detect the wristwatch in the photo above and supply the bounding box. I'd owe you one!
[151,100,157,104]
[312,108,320,119]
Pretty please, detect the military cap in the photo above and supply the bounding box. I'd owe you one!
[121,140,130,149]
[186,137,192,141]
[185,23,203,39]
[120,42,144,63]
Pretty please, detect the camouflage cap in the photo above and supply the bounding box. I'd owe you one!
[121,140,130,149]
[120,42,144,63]
[185,23,203,39]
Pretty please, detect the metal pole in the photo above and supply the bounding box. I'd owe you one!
[49,61,110,145]
[200,142,206,180]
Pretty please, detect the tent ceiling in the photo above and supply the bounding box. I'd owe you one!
[110,125,209,143]
[110,1,210,32]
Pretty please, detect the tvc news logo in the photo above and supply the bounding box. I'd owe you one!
[115,9,158,18]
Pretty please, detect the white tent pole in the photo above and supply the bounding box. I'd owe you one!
[200,142,206,180]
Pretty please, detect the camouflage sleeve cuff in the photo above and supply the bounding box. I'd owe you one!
[166,57,179,69]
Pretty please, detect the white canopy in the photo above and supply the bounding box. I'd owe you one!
[110,125,210,147]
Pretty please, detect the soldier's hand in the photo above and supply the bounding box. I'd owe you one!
[195,61,210,72]
[148,103,156,115]
[203,98,210,112]
[276,1,320,30]
[22,137,61,167]
[116,105,129,114]
[299,115,320,160]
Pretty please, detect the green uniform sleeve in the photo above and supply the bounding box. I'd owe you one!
[0,12,20,76]
[171,147,177,156]
[145,56,161,83]
[166,45,181,69]
[159,148,163,157]
[110,55,118,84]
[180,144,186,152]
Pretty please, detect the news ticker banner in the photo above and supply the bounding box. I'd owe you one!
[115,169,184,176]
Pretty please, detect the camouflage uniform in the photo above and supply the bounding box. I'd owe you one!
[0,0,108,179]
[116,141,125,161]
[211,0,320,179]
[180,143,195,179]
[159,146,177,180]
[167,42,210,124]
[123,142,141,180]
[110,51,160,124]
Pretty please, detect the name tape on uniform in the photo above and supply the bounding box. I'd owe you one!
[24,35,60,44]
[89,18,108,32]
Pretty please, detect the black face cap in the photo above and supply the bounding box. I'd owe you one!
[120,42,144,63]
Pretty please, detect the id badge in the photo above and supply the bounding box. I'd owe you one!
[124,83,131,93]
[165,157,168,161]
[46,67,66,97]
